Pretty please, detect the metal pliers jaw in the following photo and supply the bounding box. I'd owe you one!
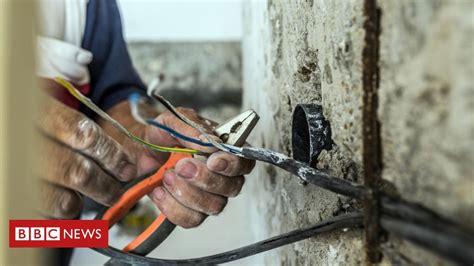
[215,109,260,147]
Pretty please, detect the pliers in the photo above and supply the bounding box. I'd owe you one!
[96,109,260,258]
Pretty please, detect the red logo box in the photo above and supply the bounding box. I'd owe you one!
[9,220,108,248]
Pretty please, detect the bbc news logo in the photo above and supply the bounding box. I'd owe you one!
[15,227,61,241]
[9,220,108,248]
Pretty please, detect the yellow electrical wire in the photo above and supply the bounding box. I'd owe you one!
[54,77,200,155]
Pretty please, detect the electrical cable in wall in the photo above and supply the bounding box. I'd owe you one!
[94,213,364,265]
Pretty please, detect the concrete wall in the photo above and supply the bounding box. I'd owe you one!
[242,0,473,264]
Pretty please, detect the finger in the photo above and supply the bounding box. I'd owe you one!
[162,171,227,215]
[146,108,220,153]
[38,138,124,206]
[175,158,245,197]
[197,114,219,128]
[150,186,207,228]
[38,98,136,181]
[172,107,216,133]
[207,151,256,177]
[39,182,83,219]
[136,151,165,176]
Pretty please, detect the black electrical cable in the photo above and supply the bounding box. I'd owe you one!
[94,213,363,265]
[240,147,368,199]
[95,205,474,265]
[227,147,474,264]
[381,216,474,265]
[380,196,474,265]
[93,146,474,265]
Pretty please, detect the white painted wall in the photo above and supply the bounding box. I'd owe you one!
[117,0,243,41]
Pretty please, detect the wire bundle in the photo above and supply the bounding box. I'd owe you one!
[56,77,242,155]
[55,77,204,155]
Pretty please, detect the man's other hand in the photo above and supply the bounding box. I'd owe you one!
[37,98,136,219]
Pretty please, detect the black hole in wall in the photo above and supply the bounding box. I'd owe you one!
[292,106,311,164]
[291,104,333,168]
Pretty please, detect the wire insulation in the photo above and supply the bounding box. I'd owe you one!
[54,77,200,155]
[146,79,241,153]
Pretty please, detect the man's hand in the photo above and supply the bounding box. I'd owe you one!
[37,98,137,219]
[39,98,255,228]
[138,108,255,228]
[101,104,256,228]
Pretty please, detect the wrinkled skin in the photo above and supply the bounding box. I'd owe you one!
[38,97,255,228]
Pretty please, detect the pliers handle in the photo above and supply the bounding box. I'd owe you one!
[100,152,190,255]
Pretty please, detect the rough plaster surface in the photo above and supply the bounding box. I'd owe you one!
[243,0,365,264]
[243,0,473,264]
[378,1,474,264]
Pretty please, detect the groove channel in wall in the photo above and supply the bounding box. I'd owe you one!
[362,0,383,263]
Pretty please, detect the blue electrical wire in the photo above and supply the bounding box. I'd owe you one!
[145,119,214,147]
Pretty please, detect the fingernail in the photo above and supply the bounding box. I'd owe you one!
[163,172,175,186]
[154,187,166,200]
[178,162,197,179]
[210,158,228,172]
[119,163,136,180]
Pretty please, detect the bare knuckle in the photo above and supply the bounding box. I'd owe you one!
[96,139,124,167]
[193,165,205,180]
[102,191,120,206]
[209,198,227,215]
[237,176,245,187]
[243,160,255,174]
[58,193,82,218]
[232,159,254,176]
[182,213,206,228]
[69,156,95,188]
[229,177,245,197]
[73,118,101,149]
[247,160,256,172]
